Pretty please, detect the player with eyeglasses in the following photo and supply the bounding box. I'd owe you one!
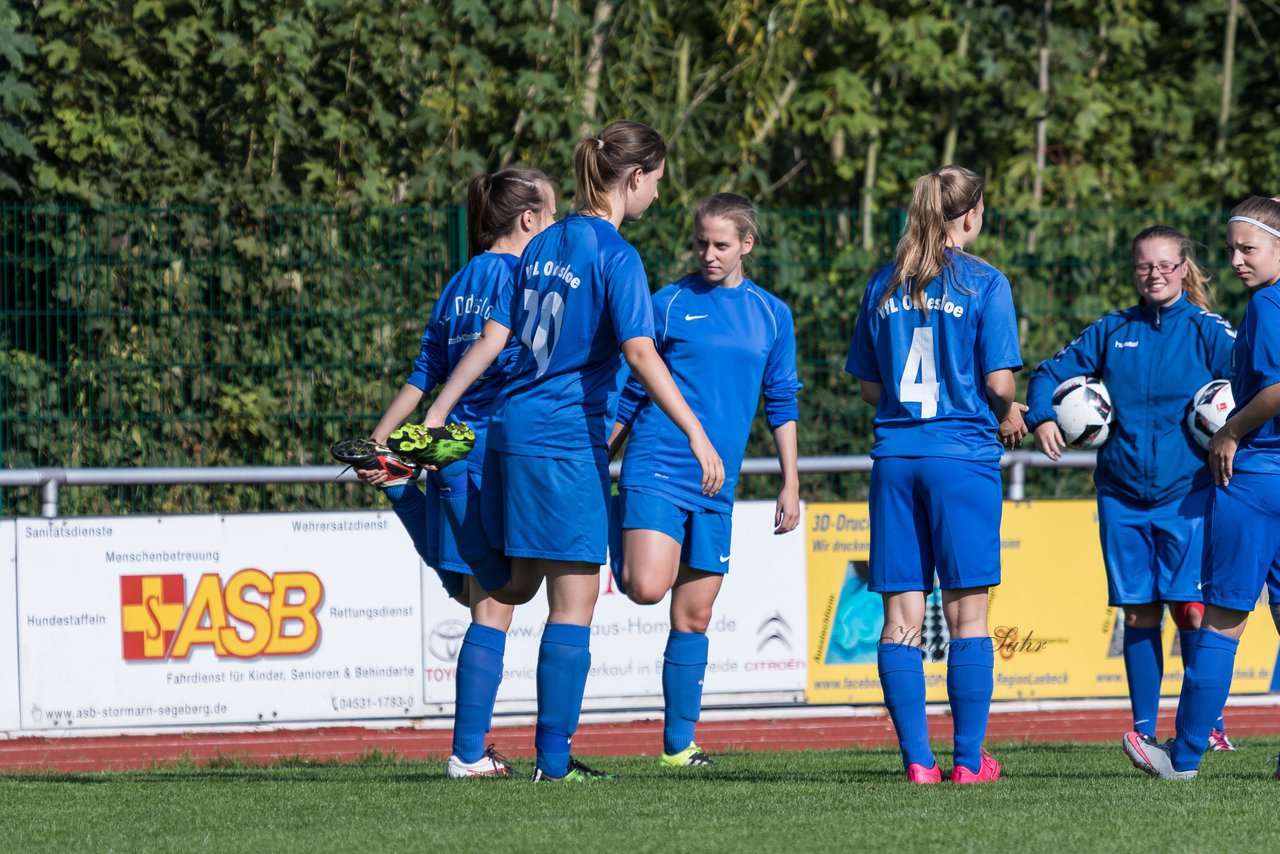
[1123,196,1280,780]
[1026,225,1237,754]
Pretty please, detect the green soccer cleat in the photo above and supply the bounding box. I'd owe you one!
[387,421,476,468]
[659,743,716,768]
[531,757,619,782]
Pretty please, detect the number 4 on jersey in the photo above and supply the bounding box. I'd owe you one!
[899,327,940,418]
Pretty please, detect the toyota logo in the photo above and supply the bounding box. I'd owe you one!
[428,620,469,661]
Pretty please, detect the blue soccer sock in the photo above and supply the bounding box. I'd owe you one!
[1177,629,1223,729]
[662,631,709,755]
[878,643,934,770]
[946,637,994,773]
[452,624,506,763]
[385,483,431,561]
[535,622,591,778]
[1123,626,1164,738]
[1171,629,1239,771]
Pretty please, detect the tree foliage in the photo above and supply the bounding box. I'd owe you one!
[5,1,1279,210]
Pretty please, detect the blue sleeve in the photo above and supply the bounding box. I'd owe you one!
[1204,312,1237,378]
[1026,317,1109,427]
[607,247,655,344]
[844,283,880,382]
[763,302,802,428]
[1248,296,1280,388]
[491,265,518,332]
[404,306,448,392]
[977,273,1023,374]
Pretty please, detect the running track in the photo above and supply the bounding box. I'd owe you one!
[3,700,1279,772]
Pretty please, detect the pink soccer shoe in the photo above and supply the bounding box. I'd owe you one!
[951,748,1002,784]
[906,762,942,784]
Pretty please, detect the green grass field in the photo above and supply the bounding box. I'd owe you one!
[3,742,1279,852]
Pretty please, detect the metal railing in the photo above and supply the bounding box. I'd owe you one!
[0,451,1096,518]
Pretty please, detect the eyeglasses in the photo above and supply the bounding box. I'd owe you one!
[1133,261,1183,276]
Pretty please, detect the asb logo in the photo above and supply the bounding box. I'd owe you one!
[120,570,324,661]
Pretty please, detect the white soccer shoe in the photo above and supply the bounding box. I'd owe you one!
[446,744,514,778]
[1123,731,1197,780]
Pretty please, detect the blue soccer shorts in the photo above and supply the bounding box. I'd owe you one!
[868,456,1002,593]
[386,460,510,596]
[1202,471,1280,612]
[1096,488,1208,606]
[615,487,733,575]
[481,449,611,565]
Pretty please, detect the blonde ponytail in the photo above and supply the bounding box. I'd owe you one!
[880,165,984,316]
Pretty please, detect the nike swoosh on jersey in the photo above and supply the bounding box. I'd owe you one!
[685,313,709,321]
[718,554,730,563]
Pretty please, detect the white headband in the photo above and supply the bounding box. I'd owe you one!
[1228,215,1280,239]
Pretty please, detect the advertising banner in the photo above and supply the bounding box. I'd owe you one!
[0,520,17,731]
[807,501,1280,703]
[15,513,428,730]
[422,501,808,709]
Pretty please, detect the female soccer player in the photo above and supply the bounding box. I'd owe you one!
[608,193,802,767]
[347,166,556,777]
[422,120,724,782]
[1124,196,1280,780]
[1027,226,1237,752]
[846,165,1026,784]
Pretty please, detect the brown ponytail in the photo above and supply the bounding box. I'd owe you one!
[879,165,984,316]
[466,166,551,257]
[1131,225,1213,311]
[573,120,666,216]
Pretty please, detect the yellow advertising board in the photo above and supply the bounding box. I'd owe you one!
[807,501,1280,703]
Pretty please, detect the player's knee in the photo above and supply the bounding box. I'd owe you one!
[623,569,668,605]
[675,608,712,634]
[488,578,540,606]
[1123,604,1163,629]
[1171,601,1204,631]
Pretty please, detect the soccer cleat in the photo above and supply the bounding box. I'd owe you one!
[1122,731,1197,780]
[906,762,943,784]
[329,438,421,487]
[387,421,477,469]
[446,744,515,778]
[530,757,619,783]
[659,743,716,768]
[1207,729,1236,752]
[950,748,1001,784]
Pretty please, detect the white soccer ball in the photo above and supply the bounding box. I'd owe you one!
[1186,379,1235,451]
[1051,376,1114,450]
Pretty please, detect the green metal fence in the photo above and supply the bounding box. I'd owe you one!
[1,204,1245,515]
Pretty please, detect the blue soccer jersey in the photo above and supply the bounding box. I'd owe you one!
[616,275,802,511]
[405,252,522,469]
[487,214,655,463]
[1231,281,1280,474]
[1025,294,1236,504]
[845,250,1023,461]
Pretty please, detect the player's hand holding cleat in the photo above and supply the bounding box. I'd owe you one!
[387,421,477,470]
[329,437,422,488]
